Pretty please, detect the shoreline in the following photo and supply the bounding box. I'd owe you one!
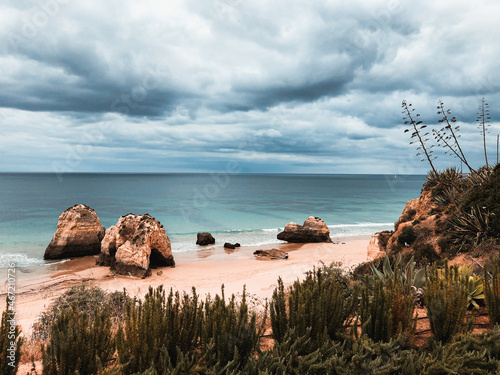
[1,236,371,335]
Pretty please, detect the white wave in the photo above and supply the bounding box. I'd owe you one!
[0,253,47,268]
[170,222,394,253]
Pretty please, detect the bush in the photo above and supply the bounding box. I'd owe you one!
[423,337,499,373]
[116,286,202,374]
[270,265,358,349]
[398,226,417,246]
[242,328,345,375]
[116,285,263,374]
[390,241,403,254]
[425,264,469,342]
[413,243,440,264]
[437,237,453,253]
[0,298,23,375]
[460,165,500,238]
[484,259,500,325]
[360,277,416,344]
[34,285,129,340]
[449,205,494,246]
[41,303,114,375]
[415,225,434,242]
[472,238,500,257]
[201,285,263,369]
[395,210,417,231]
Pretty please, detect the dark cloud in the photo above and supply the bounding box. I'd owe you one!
[0,0,499,173]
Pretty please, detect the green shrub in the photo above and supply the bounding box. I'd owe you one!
[395,210,417,231]
[457,265,485,310]
[42,303,114,375]
[116,285,263,373]
[437,237,452,253]
[484,259,500,325]
[423,338,499,373]
[390,241,403,253]
[413,243,440,263]
[116,286,202,374]
[243,330,426,375]
[270,265,358,349]
[242,328,345,375]
[0,298,23,375]
[34,285,129,339]
[360,276,416,344]
[425,264,469,342]
[453,325,500,361]
[398,226,417,246]
[449,205,493,246]
[472,238,500,257]
[368,254,425,291]
[460,165,500,238]
[201,285,263,369]
[415,225,434,242]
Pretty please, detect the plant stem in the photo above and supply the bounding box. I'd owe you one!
[438,101,475,173]
[403,101,462,215]
[480,98,489,168]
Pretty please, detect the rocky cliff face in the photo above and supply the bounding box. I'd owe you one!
[44,204,105,260]
[98,213,174,278]
[371,189,445,259]
[277,216,332,243]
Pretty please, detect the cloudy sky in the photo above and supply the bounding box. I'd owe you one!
[1,0,499,174]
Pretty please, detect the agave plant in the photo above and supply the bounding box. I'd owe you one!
[439,167,463,188]
[449,205,492,245]
[425,169,440,189]
[369,254,425,305]
[463,166,493,189]
[457,265,485,310]
[433,185,462,208]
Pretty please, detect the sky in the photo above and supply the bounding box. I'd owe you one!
[1,0,499,174]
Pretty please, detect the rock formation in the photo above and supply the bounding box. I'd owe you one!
[224,242,240,249]
[377,189,444,256]
[367,231,392,260]
[196,232,215,246]
[277,216,332,243]
[44,204,105,260]
[97,213,174,278]
[253,248,286,260]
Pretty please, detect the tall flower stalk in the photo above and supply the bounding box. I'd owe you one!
[433,101,475,173]
[402,100,461,214]
[477,98,491,168]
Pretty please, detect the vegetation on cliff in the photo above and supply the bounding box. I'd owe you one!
[375,99,500,265]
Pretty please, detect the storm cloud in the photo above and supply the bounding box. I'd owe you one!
[1,0,499,174]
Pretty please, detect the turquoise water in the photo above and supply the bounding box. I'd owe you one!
[0,173,425,267]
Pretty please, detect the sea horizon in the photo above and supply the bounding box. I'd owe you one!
[0,171,428,176]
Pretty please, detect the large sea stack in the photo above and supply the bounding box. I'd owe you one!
[44,204,106,260]
[277,216,332,243]
[97,213,175,278]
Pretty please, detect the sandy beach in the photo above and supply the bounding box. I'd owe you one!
[1,236,371,336]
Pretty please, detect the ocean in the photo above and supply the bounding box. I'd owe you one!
[0,173,425,268]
